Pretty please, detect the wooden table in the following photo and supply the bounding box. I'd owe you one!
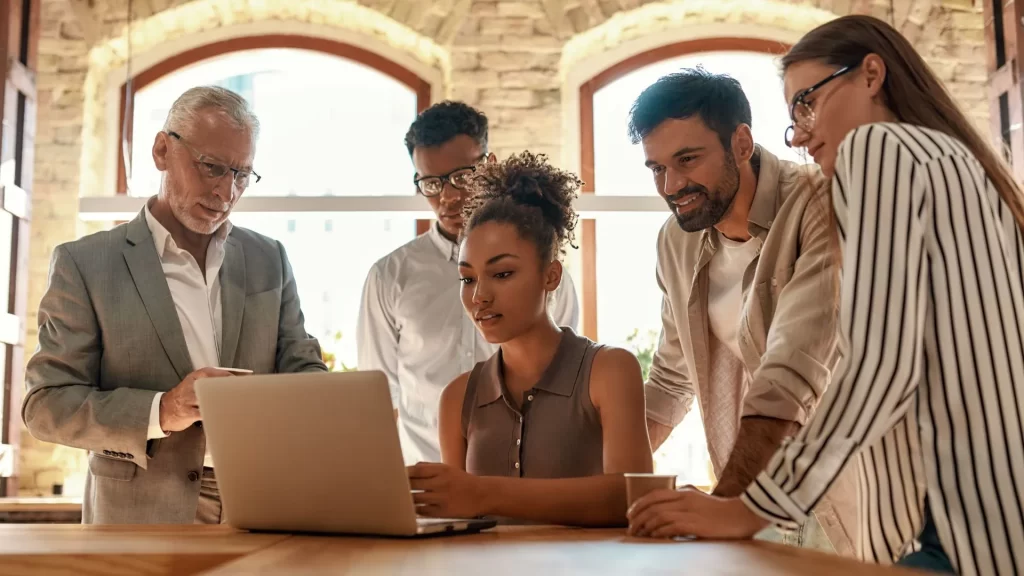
[0,499,82,514]
[0,524,923,575]
[0,498,82,524]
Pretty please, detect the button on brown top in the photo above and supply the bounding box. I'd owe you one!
[461,327,604,479]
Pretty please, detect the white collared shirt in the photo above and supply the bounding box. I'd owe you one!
[357,223,580,465]
[144,200,231,469]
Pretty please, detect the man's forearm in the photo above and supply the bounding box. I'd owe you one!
[22,384,155,460]
[646,418,675,452]
[713,416,799,497]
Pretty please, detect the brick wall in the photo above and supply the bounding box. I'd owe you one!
[16,0,990,495]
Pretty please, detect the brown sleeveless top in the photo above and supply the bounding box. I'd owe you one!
[461,327,604,479]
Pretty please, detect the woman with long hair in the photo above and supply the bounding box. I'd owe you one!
[627,15,1024,575]
[408,151,654,526]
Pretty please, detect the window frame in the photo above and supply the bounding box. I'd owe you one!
[576,38,791,340]
[0,0,39,497]
[114,34,436,234]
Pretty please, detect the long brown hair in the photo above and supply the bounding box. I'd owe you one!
[783,14,1024,232]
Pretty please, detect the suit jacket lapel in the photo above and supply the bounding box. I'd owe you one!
[123,212,193,382]
[219,235,245,367]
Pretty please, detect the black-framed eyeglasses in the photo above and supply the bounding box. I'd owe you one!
[166,131,261,188]
[784,65,856,148]
[413,154,487,197]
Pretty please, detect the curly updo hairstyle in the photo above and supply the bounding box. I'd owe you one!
[461,152,581,263]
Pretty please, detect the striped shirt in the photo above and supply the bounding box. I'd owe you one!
[740,122,1024,576]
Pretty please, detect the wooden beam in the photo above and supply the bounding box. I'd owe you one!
[581,219,597,340]
[579,80,597,340]
[63,0,100,46]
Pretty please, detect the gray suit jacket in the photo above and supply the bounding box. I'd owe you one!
[22,210,327,524]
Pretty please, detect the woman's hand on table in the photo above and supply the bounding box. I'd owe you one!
[408,462,487,518]
[626,486,769,539]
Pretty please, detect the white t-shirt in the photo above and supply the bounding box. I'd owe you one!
[707,231,761,362]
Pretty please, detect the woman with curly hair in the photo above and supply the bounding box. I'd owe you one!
[407,151,654,526]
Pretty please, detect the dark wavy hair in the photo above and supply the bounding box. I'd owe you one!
[627,66,752,152]
[461,151,581,263]
[404,100,488,156]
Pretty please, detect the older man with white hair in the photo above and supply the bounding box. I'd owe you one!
[22,86,327,524]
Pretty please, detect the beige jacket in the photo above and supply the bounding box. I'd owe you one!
[645,146,858,556]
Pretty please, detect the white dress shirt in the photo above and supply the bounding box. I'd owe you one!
[357,223,580,465]
[707,231,761,362]
[144,201,231,469]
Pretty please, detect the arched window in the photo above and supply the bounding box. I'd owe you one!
[118,36,432,370]
[578,38,797,486]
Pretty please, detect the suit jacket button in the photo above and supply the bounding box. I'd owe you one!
[102,450,111,455]
[126,454,134,460]
[188,471,200,482]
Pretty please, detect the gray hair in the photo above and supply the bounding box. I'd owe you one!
[162,85,260,140]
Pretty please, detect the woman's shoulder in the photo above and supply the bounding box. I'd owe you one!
[440,370,473,410]
[560,328,640,372]
[585,345,645,413]
[590,345,643,384]
[592,344,639,364]
[838,122,971,172]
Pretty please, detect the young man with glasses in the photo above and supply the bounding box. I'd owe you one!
[357,101,580,465]
[626,68,857,554]
[22,86,327,524]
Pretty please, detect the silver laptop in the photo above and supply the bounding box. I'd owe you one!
[194,370,496,536]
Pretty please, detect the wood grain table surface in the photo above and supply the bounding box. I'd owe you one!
[0,523,925,575]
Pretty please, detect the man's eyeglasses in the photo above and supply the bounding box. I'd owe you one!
[784,65,856,148]
[413,155,487,197]
[166,131,261,188]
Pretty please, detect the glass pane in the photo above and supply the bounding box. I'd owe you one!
[0,210,12,311]
[128,48,419,198]
[595,212,665,348]
[594,212,712,486]
[229,212,417,369]
[592,51,809,196]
